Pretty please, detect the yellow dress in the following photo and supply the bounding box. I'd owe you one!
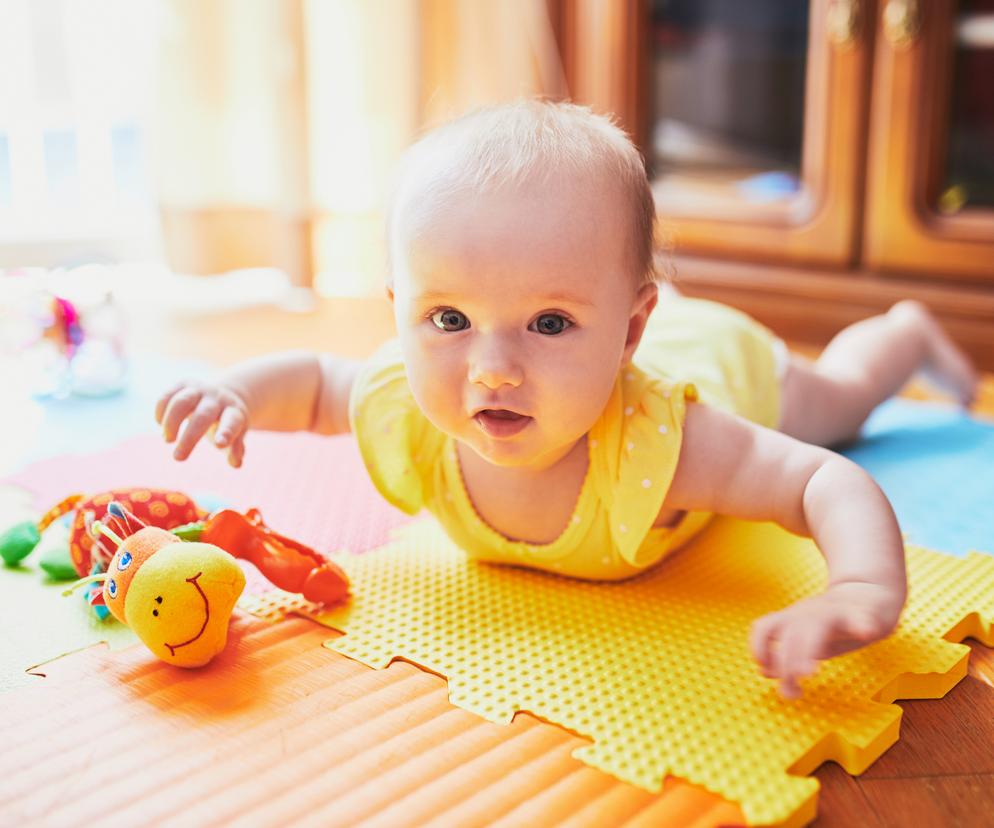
[349,296,781,581]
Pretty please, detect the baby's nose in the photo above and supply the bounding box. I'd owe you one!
[467,340,524,389]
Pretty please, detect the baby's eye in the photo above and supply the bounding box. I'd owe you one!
[430,309,469,332]
[530,313,572,336]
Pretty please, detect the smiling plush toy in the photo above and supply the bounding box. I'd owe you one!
[77,519,246,668]
[105,524,245,667]
[59,496,350,668]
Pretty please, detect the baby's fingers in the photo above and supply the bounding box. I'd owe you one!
[775,622,833,699]
[173,396,223,461]
[155,382,186,425]
[749,613,784,676]
[213,406,247,449]
[227,435,245,468]
[160,387,204,442]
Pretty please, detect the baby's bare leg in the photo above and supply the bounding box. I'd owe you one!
[779,300,978,447]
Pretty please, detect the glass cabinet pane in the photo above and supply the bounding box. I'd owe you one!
[648,0,810,210]
[939,0,994,213]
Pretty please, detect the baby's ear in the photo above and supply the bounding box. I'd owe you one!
[623,282,658,362]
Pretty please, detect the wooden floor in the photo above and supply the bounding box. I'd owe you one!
[36,295,994,826]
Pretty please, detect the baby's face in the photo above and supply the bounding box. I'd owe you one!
[391,175,654,471]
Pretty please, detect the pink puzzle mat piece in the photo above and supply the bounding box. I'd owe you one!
[7,431,413,558]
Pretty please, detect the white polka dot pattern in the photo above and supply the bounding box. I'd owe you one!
[588,367,697,569]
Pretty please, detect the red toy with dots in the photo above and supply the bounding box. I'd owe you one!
[37,488,205,577]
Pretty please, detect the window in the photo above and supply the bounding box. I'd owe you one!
[0,0,161,263]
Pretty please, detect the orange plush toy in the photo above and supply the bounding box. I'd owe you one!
[75,519,246,668]
[57,496,351,667]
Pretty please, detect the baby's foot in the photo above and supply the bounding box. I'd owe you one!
[889,300,979,406]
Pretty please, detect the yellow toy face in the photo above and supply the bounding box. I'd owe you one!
[123,541,246,668]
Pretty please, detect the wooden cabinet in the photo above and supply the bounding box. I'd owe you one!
[864,0,994,281]
[555,0,994,368]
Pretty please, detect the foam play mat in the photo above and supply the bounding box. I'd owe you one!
[4,394,994,826]
[303,517,994,828]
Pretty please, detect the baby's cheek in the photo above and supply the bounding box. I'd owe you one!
[407,358,465,432]
[543,363,615,430]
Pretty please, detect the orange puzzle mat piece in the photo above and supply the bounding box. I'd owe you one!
[289,517,994,828]
[0,614,748,827]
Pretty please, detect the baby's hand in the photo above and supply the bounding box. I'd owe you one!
[749,581,902,699]
[155,381,250,467]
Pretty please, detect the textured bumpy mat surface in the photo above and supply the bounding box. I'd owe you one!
[0,612,754,828]
[296,518,994,828]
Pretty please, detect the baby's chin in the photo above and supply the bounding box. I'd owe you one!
[459,429,583,472]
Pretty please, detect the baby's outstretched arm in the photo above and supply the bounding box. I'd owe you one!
[666,403,907,698]
[156,352,361,466]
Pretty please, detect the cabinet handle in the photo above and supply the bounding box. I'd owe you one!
[827,0,861,47]
[883,0,921,47]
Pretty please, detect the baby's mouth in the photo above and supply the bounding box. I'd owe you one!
[473,409,532,438]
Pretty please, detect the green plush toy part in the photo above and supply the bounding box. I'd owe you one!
[0,521,42,565]
[0,520,78,580]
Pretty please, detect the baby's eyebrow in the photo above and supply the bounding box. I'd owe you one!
[414,290,594,308]
[535,291,595,308]
[412,290,461,305]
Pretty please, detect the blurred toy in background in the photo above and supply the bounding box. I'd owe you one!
[37,290,128,398]
[45,296,84,359]
[0,267,128,398]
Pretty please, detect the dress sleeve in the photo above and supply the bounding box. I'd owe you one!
[348,339,445,515]
[589,369,698,567]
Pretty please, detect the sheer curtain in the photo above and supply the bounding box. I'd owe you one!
[156,0,566,297]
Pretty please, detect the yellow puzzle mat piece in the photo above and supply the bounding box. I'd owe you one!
[252,517,993,828]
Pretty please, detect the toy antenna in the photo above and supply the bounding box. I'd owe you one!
[62,572,107,597]
[91,519,125,548]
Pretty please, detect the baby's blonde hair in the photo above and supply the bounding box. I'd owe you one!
[387,99,658,286]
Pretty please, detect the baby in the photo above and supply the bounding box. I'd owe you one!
[156,101,978,698]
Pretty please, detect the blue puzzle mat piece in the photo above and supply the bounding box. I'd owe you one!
[843,399,994,557]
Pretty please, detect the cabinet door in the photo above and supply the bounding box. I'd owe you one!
[561,0,873,267]
[863,0,994,280]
